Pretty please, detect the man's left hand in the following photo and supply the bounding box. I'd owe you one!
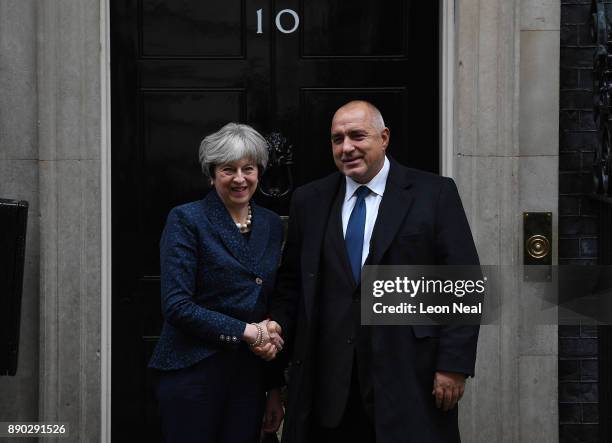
[432,371,465,411]
[262,387,284,433]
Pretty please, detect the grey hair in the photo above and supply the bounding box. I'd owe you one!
[337,100,386,131]
[369,104,386,131]
[198,123,269,179]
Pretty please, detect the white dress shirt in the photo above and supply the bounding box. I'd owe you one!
[341,156,390,267]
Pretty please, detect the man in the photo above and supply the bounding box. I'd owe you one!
[267,101,479,442]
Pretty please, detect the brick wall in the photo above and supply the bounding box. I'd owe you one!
[559,1,600,441]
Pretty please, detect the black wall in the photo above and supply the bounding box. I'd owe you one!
[559,1,601,441]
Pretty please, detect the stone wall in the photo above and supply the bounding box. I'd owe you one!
[454,0,559,441]
[37,0,103,440]
[0,2,40,440]
[0,1,103,442]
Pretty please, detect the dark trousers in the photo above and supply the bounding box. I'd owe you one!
[314,363,376,443]
[155,346,266,443]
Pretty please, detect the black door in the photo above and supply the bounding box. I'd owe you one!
[110,1,439,440]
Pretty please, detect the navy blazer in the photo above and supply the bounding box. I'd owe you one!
[149,190,284,371]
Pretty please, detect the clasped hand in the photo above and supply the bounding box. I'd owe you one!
[250,320,284,361]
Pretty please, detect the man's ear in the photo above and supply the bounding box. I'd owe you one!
[381,127,390,149]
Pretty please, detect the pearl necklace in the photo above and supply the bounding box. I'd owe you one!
[235,205,252,233]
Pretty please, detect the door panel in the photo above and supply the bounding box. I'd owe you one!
[111,1,438,440]
[302,0,408,57]
[141,0,245,57]
[275,0,438,183]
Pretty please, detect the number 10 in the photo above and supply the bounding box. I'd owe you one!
[256,8,300,34]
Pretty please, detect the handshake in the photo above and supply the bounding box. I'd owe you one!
[244,320,284,361]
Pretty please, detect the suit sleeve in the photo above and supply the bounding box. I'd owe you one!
[159,207,246,345]
[269,189,303,348]
[434,178,480,376]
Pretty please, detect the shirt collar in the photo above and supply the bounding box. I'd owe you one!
[344,156,390,202]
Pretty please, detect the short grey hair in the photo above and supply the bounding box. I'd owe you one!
[198,123,269,179]
[368,104,386,131]
[336,100,386,131]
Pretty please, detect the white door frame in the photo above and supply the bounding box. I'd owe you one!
[98,1,455,440]
[440,0,455,177]
[100,0,112,441]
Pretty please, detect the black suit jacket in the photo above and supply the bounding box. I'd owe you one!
[271,159,480,443]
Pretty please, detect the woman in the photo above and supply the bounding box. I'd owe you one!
[149,123,284,443]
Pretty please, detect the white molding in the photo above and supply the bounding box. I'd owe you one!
[440,0,455,178]
[100,0,112,441]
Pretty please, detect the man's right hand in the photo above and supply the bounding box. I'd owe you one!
[250,320,284,361]
[266,320,284,351]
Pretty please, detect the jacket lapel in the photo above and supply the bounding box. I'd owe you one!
[201,190,257,274]
[368,160,415,266]
[326,181,356,287]
[248,201,270,275]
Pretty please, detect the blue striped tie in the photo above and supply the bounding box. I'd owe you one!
[345,186,370,284]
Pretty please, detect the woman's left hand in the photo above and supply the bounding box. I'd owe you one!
[262,388,284,433]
